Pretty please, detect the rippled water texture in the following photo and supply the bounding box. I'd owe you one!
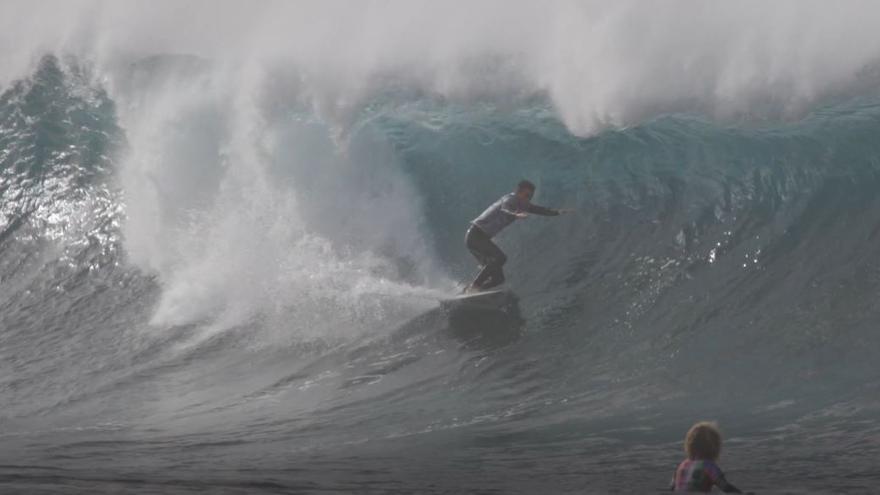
[3,2,880,493]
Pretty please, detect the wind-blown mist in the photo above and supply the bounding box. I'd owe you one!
[2,2,880,494]
[114,57,443,330]
[3,0,880,132]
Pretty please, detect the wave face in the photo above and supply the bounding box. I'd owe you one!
[2,4,880,493]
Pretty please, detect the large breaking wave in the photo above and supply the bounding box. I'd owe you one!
[2,2,880,493]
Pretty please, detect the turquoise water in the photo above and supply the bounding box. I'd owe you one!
[2,49,880,493]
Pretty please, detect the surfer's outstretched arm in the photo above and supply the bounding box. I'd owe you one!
[526,203,574,216]
[525,203,559,216]
[716,477,743,493]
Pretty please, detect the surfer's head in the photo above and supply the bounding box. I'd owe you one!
[515,180,536,201]
[684,421,723,461]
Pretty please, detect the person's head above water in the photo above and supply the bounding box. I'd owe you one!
[684,421,723,461]
[515,179,536,201]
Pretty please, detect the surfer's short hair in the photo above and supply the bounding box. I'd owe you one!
[517,180,536,192]
[685,421,723,461]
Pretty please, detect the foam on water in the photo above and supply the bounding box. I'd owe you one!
[2,3,880,493]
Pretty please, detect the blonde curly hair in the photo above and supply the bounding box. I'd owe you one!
[685,421,722,461]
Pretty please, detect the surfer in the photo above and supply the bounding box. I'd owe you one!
[670,422,743,493]
[465,180,570,293]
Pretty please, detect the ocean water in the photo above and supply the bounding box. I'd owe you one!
[2,2,880,493]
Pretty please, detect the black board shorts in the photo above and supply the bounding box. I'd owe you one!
[465,225,507,268]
